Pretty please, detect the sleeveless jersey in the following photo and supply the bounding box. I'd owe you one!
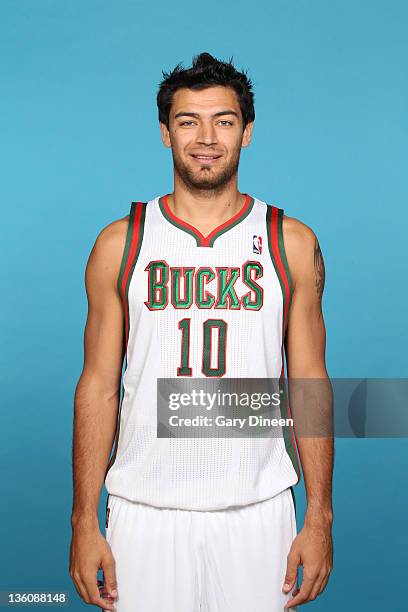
[104,193,300,510]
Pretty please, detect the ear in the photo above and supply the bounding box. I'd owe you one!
[160,121,171,148]
[241,121,254,148]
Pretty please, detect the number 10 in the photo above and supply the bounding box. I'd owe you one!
[178,318,227,377]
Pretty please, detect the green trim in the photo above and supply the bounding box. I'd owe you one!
[172,268,194,308]
[159,197,200,244]
[242,262,263,310]
[290,485,297,518]
[207,196,255,246]
[159,195,255,247]
[279,376,301,480]
[177,318,192,375]
[196,269,215,308]
[214,268,241,309]
[202,319,227,376]
[267,204,299,480]
[106,203,146,485]
[117,203,137,298]
[124,203,146,311]
[145,261,168,309]
[266,205,287,320]
[277,208,294,314]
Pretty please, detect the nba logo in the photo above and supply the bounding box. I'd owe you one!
[253,235,262,255]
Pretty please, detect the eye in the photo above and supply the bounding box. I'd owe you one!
[179,121,195,126]
[219,120,233,126]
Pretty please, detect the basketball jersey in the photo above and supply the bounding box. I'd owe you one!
[104,193,300,510]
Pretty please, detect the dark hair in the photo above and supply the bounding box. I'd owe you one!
[157,52,255,131]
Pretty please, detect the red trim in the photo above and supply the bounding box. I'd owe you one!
[120,202,143,345]
[270,205,300,477]
[162,193,252,247]
[270,206,291,335]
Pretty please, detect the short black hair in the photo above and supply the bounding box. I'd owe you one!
[157,52,255,131]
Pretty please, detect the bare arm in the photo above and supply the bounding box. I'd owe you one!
[281,216,334,607]
[69,217,128,610]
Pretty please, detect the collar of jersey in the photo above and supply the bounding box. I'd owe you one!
[158,193,255,247]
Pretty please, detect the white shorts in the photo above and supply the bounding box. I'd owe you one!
[104,488,297,612]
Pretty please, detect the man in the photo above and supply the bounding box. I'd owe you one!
[70,52,333,611]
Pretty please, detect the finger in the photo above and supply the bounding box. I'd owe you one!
[82,574,116,611]
[286,573,316,607]
[102,556,118,599]
[70,572,88,602]
[317,570,331,595]
[286,582,300,606]
[98,590,115,605]
[98,581,115,601]
[308,573,326,601]
[282,552,300,593]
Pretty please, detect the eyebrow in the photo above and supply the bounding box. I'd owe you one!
[174,110,239,119]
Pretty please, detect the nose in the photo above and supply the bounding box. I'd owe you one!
[196,121,218,145]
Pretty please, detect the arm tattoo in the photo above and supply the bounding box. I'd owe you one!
[313,238,325,297]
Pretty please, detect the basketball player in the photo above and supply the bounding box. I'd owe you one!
[69,53,333,611]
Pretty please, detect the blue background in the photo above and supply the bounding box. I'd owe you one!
[1,0,407,610]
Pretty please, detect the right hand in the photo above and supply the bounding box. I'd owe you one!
[69,519,118,611]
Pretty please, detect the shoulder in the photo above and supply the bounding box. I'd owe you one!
[85,214,130,287]
[94,214,129,255]
[281,213,324,289]
[282,213,318,255]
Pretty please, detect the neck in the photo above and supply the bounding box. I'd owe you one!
[166,184,246,233]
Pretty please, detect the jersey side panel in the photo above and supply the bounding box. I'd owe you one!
[266,203,301,481]
[105,201,147,486]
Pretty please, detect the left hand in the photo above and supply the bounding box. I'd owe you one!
[283,516,333,607]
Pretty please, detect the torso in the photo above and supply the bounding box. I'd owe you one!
[104,192,300,510]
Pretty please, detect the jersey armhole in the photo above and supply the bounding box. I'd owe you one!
[117,202,137,300]
[266,204,294,338]
[277,208,294,315]
[116,201,147,347]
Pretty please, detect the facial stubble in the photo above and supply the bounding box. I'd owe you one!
[171,146,242,191]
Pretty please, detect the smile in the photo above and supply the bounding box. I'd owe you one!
[191,155,221,164]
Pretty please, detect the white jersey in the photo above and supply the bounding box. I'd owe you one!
[104,193,300,510]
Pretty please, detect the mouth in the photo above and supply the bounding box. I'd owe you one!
[190,154,222,165]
